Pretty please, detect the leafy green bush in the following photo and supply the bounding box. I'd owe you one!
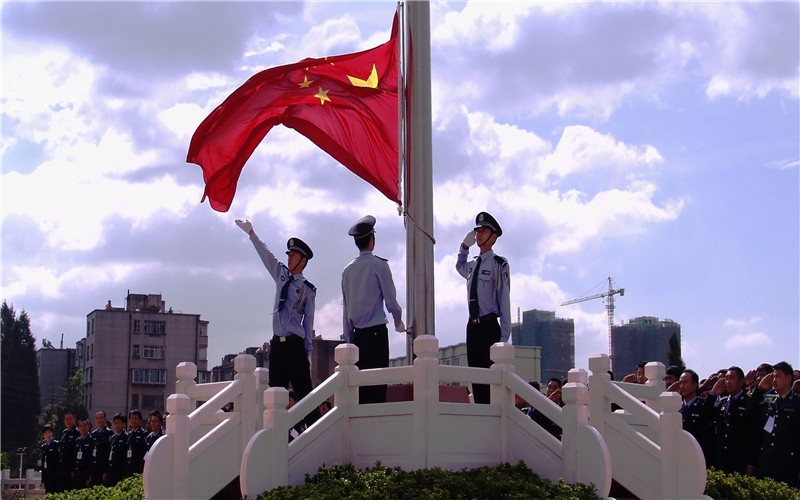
[704,468,800,500]
[44,474,143,500]
[257,462,601,500]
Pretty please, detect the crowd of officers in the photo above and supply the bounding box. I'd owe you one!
[40,409,165,494]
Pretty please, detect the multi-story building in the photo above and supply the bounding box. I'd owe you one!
[82,293,209,418]
[36,347,77,407]
[512,309,574,383]
[389,342,541,384]
[611,316,681,376]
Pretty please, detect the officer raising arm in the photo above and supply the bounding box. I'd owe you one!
[342,215,405,404]
[235,218,320,427]
[455,212,510,404]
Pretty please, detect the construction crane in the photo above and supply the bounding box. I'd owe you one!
[561,277,624,354]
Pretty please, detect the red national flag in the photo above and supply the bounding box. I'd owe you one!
[187,14,399,212]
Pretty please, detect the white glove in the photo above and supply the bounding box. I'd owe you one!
[461,230,476,249]
[395,320,406,333]
[235,219,253,234]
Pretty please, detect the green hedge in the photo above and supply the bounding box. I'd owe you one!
[43,474,143,500]
[704,468,800,500]
[257,462,601,500]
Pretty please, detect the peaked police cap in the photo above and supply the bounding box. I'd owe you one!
[474,212,502,237]
[348,215,376,238]
[286,238,313,260]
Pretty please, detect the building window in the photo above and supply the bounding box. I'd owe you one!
[91,319,94,333]
[143,320,166,336]
[132,369,167,385]
[83,367,93,384]
[132,345,140,359]
[133,319,141,333]
[90,344,94,359]
[451,358,460,366]
[142,395,164,410]
[132,394,139,408]
[143,345,165,359]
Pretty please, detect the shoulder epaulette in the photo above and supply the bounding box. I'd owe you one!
[375,255,389,262]
[304,280,316,292]
[494,255,508,266]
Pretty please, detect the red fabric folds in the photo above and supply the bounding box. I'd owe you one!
[187,15,399,212]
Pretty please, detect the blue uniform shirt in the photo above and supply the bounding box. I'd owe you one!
[249,232,316,355]
[455,246,511,342]
[342,250,402,342]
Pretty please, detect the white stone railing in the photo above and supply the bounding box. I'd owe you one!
[239,335,611,498]
[143,355,268,500]
[588,353,710,500]
[1,469,44,499]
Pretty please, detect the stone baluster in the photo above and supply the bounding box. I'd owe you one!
[263,387,289,489]
[490,343,515,462]
[234,355,257,448]
[588,354,612,437]
[166,393,190,499]
[413,335,440,468]
[658,391,682,498]
[175,362,198,410]
[333,343,358,460]
[561,368,589,484]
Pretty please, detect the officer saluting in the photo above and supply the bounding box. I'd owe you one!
[342,215,405,404]
[236,219,319,426]
[455,212,510,404]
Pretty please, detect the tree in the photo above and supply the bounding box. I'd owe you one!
[1,301,42,458]
[39,369,88,435]
[666,331,685,371]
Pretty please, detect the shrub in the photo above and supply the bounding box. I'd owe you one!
[44,474,143,500]
[257,462,601,500]
[704,468,800,500]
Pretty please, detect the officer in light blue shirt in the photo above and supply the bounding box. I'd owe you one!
[235,218,319,426]
[342,215,405,404]
[456,211,510,404]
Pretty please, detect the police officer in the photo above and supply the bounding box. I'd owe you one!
[752,361,800,486]
[40,424,59,493]
[678,369,716,465]
[90,410,113,486]
[72,418,93,489]
[235,219,319,427]
[125,410,147,477]
[145,410,165,452]
[106,413,128,486]
[455,212,510,404]
[342,215,405,404]
[711,366,760,475]
[57,410,79,491]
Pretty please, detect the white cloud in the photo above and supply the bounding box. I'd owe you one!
[723,316,762,328]
[725,332,772,351]
[433,2,535,52]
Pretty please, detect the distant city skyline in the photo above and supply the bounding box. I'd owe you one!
[2,2,797,378]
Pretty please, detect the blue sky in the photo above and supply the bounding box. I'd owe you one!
[2,1,798,379]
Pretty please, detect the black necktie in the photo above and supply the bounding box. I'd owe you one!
[278,275,294,311]
[469,256,482,318]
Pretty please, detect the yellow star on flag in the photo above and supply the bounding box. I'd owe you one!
[314,87,331,105]
[347,64,379,89]
[298,75,313,88]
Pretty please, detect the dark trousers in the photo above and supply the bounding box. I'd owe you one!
[270,335,320,427]
[466,314,500,404]
[353,324,389,404]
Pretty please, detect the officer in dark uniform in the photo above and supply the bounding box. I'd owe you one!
[342,215,405,404]
[145,410,165,452]
[90,410,113,486]
[72,418,93,489]
[40,424,60,493]
[752,361,800,486]
[712,366,760,474]
[57,411,79,491]
[455,212,511,404]
[106,413,128,486]
[125,410,148,477]
[235,219,319,427]
[678,369,716,466]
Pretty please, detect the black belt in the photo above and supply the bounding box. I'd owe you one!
[470,313,497,324]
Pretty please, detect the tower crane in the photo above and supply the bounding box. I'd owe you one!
[561,277,624,354]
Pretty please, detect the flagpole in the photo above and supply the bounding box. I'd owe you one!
[404,0,435,362]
